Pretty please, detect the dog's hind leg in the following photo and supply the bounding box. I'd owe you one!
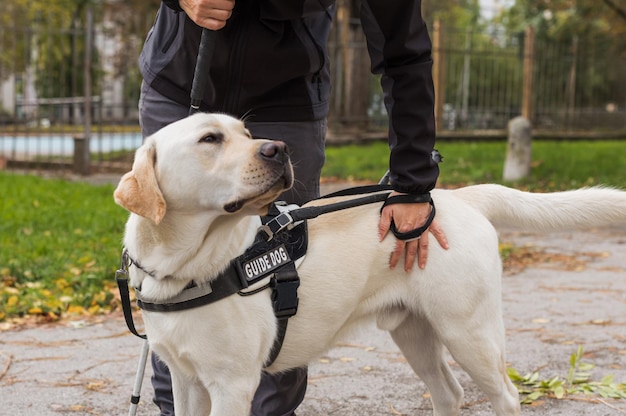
[438,324,520,416]
[389,313,464,416]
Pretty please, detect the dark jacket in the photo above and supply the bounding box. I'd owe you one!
[139,0,439,195]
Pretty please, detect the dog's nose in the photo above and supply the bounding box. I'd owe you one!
[259,141,288,161]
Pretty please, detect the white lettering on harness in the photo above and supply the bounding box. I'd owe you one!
[243,245,291,281]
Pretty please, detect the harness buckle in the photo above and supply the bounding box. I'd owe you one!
[270,268,300,319]
[259,211,294,241]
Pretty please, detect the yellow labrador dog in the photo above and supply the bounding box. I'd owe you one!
[114,113,626,416]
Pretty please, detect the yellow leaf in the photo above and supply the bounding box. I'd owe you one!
[28,307,43,314]
[67,305,86,314]
[7,295,18,306]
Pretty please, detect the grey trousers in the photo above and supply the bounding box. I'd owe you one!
[139,82,326,416]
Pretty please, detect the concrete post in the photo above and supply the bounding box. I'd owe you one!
[503,116,532,181]
[73,135,90,175]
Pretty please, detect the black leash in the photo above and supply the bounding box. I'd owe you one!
[115,250,146,339]
[259,185,392,241]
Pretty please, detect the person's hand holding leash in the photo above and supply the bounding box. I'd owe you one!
[379,191,449,271]
[179,0,235,30]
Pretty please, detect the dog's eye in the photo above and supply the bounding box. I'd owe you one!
[199,133,223,144]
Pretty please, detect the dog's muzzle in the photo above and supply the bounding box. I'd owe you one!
[259,141,293,189]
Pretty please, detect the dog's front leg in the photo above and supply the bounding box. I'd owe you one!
[171,369,261,416]
[171,370,212,415]
[204,374,262,416]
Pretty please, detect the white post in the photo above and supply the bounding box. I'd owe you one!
[503,116,532,181]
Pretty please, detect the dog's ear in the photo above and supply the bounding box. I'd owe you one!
[114,140,166,224]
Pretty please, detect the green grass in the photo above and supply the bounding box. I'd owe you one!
[1,139,625,321]
[323,140,626,190]
[0,174,128,320]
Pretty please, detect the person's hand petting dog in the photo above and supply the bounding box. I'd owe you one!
[179,0,235,30]
[379,191,449,271]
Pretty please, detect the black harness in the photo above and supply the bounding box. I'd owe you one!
[116,184,434,366]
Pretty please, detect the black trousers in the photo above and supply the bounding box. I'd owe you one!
[139,82,326,415]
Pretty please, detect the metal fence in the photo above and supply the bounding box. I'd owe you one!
[431,22,626,133]
[1,11,625,175]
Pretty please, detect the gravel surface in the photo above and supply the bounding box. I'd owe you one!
[1,179,625,415]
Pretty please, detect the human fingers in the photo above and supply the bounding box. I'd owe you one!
[403,238,419,272]
[428,218,449,250]
[415,231,429,270]
[378,206,393,242]
[180,0,235,30]
[389,238,405,270]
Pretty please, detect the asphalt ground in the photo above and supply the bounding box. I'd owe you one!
[1,178,625,415]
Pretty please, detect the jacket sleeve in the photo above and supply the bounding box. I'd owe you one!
[360,0,439,195]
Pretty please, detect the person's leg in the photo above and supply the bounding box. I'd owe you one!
[139,82,327,416]
[150,354,175,416]
[246,120,326,416]
[138,80,189,137]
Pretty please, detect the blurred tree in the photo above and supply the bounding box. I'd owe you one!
[423,0,482,26]
[0,0,160,115]
[496,0,626,110]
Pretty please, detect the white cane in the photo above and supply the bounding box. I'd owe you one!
[129,339,150,416]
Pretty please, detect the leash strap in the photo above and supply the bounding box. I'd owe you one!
[389,199,436,240]
[259,191,390,241]
[115,257,147,339]
[381,193,437,241]
[381,192,432,206]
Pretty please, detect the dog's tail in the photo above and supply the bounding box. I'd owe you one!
[451,184,626,231]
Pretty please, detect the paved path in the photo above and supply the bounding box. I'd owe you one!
[1,180,625,415]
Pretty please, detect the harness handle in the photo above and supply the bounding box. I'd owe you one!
[189,29,217,115]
